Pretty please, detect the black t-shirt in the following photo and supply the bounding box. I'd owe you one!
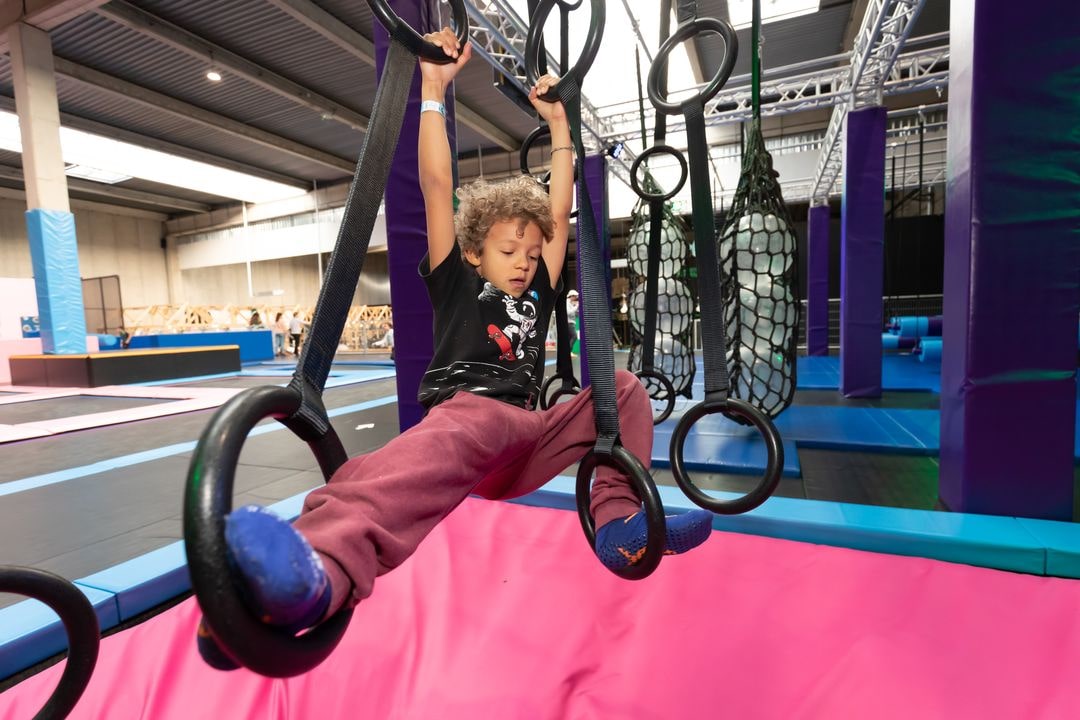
[418,244,556,411]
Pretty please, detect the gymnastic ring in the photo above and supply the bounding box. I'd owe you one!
[524,0,604,101]
[648,17,738,116]
[184,384,353,678]
[634,369,677,425]
[366,0,469,63]
[630,145,688,203]
[670,397,783,515]
[575,443,665,580]
[540,373,580,409]
[519,125,580,187]
[0,566,99,720]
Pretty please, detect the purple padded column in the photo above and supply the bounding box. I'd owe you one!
[375,0,455,431]
[576,153,609,388]
[806,203,830,356]
[839,106,886,397]
[939,0,1079,520]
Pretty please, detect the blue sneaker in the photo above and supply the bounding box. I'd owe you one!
[196,505,331,670]
[595,508,713,571]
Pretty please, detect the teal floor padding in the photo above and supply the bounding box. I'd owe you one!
[651,427,801,477]
[658,404,940,454]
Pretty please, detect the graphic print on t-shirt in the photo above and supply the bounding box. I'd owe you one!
[480,282,539,362]
[419,264,551,410]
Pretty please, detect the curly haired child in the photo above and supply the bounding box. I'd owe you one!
[197,29,712,670]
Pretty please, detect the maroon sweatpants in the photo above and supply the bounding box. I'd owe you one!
[295,369,651,614]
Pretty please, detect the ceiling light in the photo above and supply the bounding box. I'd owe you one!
[65,164,132,184]
[206,70,223,82]
[0,111,307,204]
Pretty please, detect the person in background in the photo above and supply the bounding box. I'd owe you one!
[566,289,579,352]
[372,320,395,361]
[272,312,288,358]
[288,313,307,356]
[249,310,262,328]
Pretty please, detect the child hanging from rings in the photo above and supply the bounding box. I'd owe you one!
[197,29,713,669]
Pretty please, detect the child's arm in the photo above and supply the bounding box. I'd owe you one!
[530,78,572,289]
[418,29,471,270]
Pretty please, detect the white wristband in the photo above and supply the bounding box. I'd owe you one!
[420,100,446,117]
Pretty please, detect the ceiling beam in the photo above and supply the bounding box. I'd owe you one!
[265,0,519,151]
[0,184,170,220]
[96,0,369,132]
[0,95,309,189]
[52,56,356,174]
[0,1,108,52]
[0,164,212,212]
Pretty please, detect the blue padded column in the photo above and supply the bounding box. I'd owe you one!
[806,204,830,357]
[939,0,1080,520]
[26,209,87,354]
[839,106,886,398]
[375,0,452,431]
[576,153,609,388]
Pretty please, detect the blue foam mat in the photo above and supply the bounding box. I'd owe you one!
[795,354,942,392]
[0,584,118,680]
[658,404,940,454]
[511,477,1048,577]
[651,428,801,477]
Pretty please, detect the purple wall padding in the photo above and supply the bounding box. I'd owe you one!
[577,154,609,388]
[375,0,454,431]
[806,204,830,356]
[839,106,886,398]
[939,0,1079,520]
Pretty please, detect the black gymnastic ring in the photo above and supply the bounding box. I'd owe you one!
[648,17,738,115]
[670,398,783,514]
[634,369,677,425]
[519,125,580,186]
[184,385,353,678]
[519,125,579,219]
[524,0,604,101]
[630,145,688,203]
[540,373,580,409]
[0,567,99,720]
[366,0,469,63]
[575,444,665,580]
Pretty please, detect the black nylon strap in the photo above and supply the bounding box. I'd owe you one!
[288,40,414,433]
[552,279,575,383]
[684,100,731,404]
[677,0,697,24]
[654,0,673,144]
[641,197,664,372]
[557,79,620,444]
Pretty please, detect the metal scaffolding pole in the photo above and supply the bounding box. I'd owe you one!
[809,0,930,204]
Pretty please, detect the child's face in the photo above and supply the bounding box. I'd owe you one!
[465,219,544,297]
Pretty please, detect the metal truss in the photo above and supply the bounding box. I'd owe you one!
[809,0,931,204]
[464,0,636,185]
[599,39,948,145]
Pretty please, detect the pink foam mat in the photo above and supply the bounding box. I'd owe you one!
[4,498,1080,719]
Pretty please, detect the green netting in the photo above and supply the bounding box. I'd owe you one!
[626,190,696,399]
[718,117,800,417]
